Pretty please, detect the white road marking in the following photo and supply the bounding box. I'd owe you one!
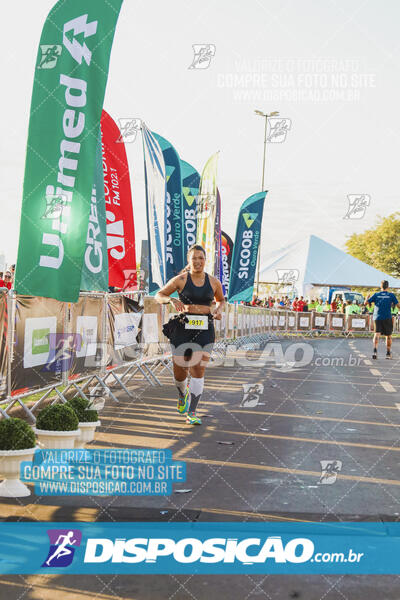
[370,368,382,377]
[359,354,366,358]
[395,403,400,411]
[364,359,372,365]
[380,381,396,393]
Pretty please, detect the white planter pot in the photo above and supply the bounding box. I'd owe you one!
[34,428,80,449]
[0,446,37,497]
[75,421,101,448]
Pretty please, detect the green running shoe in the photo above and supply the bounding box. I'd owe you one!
[177,385,189,414]
[186,412,202,425]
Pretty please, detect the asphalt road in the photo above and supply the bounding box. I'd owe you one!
[1,336,400,599]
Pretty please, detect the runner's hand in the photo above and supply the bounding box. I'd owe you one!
[170,298,185,312]
[213,310,222,320]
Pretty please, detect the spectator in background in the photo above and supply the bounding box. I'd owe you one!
[391,303,399,326]
[345,301,357,316]
[0,271,12,291]
[330,297,338,312]
[307,298,315,311]
[298,296,306,312]
[336,299,345,313]
[323,300,331,312]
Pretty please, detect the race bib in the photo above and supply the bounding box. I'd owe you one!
[185,315,209,330]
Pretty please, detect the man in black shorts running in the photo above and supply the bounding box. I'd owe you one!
[366,280,399,359]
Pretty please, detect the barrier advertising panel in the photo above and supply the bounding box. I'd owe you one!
[329,312,345,332]
[347,315,369,332]
[297,312,312,331]
[287,312,296,330]
[107,295,143,366]
[277,311,287,331]
[312,312,328,331]
[11,296,65,395]
[69,295,106,378]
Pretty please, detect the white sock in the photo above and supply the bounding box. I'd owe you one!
[174,378,187,396]
[189,377,204,413]
[189,376,204,396]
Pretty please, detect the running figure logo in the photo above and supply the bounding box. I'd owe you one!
[41,191,68,221]
[318,460,342,484]
[42,529,82,567]
[240,383,264,408]
[276,269,299,286]
[37,45,62,69]
[116,118,141,143]
[188,44,216,69]
[343,194,370,219]
[267,118,292,143]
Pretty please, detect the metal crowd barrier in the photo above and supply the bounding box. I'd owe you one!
[0,292,380,421]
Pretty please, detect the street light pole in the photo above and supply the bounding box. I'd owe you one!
[254,109,279,298]
[261,113,268,191]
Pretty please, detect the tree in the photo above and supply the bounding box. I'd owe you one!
[345,213,400,278]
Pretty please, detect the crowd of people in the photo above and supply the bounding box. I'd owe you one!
[0,265,15,291]
[248,294,399,317]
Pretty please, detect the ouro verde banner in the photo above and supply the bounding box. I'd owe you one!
[153,133,185,279]
[180,160,200,257]
[15,0,123,303]
[228,191,267,303]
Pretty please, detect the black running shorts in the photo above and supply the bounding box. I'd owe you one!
[374,318,393,336]
[170,315,215,358]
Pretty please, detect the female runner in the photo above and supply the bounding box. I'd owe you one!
[155,245,225,425]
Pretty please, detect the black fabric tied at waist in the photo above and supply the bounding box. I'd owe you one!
[162,312,215,341]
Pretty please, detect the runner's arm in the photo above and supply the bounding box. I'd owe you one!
[212,279,225,320]
[155,275,186,312]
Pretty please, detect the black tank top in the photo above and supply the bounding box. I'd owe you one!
[178,272,214,306]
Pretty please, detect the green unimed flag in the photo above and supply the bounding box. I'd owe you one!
[15,0,123,302]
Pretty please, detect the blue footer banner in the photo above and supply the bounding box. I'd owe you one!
[1,522,400,574]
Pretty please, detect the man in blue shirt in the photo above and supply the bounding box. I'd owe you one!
[366,280,399,359]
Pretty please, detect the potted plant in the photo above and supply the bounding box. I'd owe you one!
[67,397,100,449]
[0,417,37,497]
[34,404,80,449]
